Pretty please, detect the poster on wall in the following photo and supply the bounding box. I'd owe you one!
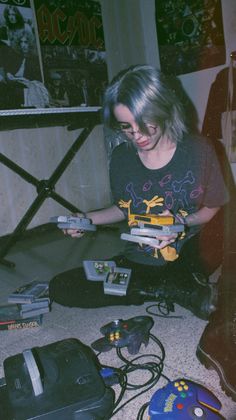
[34,0,108,108]
[0,0,108,114]
[155,0,226,76]
[0,0,45,111]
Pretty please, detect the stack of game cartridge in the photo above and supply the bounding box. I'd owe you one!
[8,281,50,319]
[0,305,43,331]
[0,281,50,330]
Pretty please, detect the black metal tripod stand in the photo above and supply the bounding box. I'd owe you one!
[0,110,100,267]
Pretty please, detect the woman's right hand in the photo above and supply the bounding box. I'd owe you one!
[62,213,86,238]
[61,205,124,238]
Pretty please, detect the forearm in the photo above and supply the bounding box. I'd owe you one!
[185,206,220,227]
[85,205,126,225]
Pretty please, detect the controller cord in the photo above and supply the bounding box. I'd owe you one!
[110,332,169,418]
[145,302,183,319]
[131,288,183,318]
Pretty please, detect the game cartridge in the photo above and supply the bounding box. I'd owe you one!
[120,233,160,247]
[131,224,184,237]
[50,216,96,231]
[83,260,116,281]
[103,268,131,296]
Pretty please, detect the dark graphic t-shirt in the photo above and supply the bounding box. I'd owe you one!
[109,135,228,266]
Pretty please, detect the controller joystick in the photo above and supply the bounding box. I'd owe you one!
[91,316,154,355]
[149,378,224,419]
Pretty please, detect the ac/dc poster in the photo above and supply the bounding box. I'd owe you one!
[155,0,226,75]
[0,0,108,112]
[34,0,108,108]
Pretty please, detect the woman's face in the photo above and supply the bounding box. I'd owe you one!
[113,103,162,152]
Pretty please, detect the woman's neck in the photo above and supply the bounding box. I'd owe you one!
[138,137,177,170]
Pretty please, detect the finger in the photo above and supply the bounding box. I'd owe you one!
[156,239,176,249]
[154,233,177,241]
[71,230,85,238]
[66,228,83,235]
[62,228,85,238]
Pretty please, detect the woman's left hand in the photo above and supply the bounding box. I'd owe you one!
[152,209,181,249]
[154,233,178,249]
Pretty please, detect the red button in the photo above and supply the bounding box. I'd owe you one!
[177,403,184,410]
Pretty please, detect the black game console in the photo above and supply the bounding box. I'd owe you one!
[0,338,114,419]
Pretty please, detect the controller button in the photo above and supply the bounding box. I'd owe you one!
[193,407,204,417]
[180,392,187,398]
[180,380,185,385]
[177,386,183,391]
[176,403,184,410]
[183,385,189,390]
[174,381,180,387]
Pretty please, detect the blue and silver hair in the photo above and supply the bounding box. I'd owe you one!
[102,64,188,143]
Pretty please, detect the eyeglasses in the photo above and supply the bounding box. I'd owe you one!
[115,123,158,137]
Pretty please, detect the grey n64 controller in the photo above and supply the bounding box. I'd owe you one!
[91,316,154,355]
[50,216,96,231]
[149,378,224,419]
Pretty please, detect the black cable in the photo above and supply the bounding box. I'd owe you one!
[136,402,149,420]
[130,288,183,318]
[109,332,166,417]
[145,303,183,319]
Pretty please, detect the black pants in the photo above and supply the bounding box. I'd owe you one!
[49,232,221,308]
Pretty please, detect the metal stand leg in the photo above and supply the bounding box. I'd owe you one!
[0,122,96,267]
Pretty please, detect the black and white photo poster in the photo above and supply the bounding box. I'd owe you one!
[0,0,108,113]
[0,0,46,110]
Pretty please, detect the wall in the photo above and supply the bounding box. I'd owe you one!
[0,0,235,238]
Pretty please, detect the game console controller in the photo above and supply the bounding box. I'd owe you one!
[148,378,223,419]
[91,316,154,355]
[50,215,96,231]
